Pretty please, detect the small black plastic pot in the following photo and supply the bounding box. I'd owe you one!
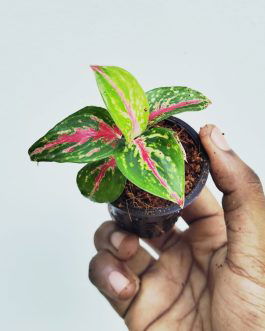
[108,116,209,238]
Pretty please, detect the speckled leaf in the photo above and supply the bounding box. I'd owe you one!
[28,106,122,163]
[91,65,149,142]
[115,127,185,206]
[147,87,211,125]
[76,157,126,203]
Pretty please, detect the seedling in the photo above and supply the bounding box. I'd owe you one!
[28,66,210,207]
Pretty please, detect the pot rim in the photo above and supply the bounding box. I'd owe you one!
[109,116,209,217]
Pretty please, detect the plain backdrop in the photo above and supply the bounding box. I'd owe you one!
[1,0,265,330]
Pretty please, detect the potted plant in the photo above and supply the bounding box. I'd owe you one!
[28,65,210,238]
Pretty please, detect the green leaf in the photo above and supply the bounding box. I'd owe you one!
[115,127,185,207]
[76,157,126,203]
[91,65,149,142]
[28,106,122,163]
[147,86,211,125]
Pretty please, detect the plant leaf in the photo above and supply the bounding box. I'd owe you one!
[76,157,126,203]
[28,106,122,163]
[115,127,185,207]
[147,86,211,125]
[91,65,149,142]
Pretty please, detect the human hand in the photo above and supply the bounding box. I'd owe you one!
[89,125,265,331]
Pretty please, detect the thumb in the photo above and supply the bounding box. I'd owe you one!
[199,125,265,262]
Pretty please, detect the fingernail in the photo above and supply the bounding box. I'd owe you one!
[110,232,126,250]
[108,271,130,294]
[211,127,230,151]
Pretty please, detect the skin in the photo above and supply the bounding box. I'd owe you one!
[89,124,265,331]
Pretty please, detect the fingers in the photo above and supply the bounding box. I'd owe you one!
[90,221,155,316]
[181,187,226,252]
[89,250,139,300]
[89,250,140,316]
[94,221,139,261]
[122,187,224,255]
[94,221,154,275]
[199,125,265,258]
[146,227,183,252]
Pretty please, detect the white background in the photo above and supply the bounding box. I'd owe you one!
[1,0,265,330]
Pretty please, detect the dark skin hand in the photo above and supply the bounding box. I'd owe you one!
[89,125,265,331]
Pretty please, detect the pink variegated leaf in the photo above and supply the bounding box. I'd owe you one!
[28,106,122,163]
[147,86,211,126]
[91,65,149,142]
[115,127,185,207]
[76,157,126,203]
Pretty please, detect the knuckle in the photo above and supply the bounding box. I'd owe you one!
[88,255,98,283]
[94,221,114,245]
[88,251,110,284]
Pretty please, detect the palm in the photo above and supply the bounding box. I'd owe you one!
[125,235,223,330]
[124,209,226,330]
[124,209,265,331]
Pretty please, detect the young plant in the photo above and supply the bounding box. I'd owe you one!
[28,66,211,207]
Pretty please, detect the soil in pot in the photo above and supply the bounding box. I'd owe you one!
[114,120,204,210]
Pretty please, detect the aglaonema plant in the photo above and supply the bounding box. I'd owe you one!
[28,65,211,207]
